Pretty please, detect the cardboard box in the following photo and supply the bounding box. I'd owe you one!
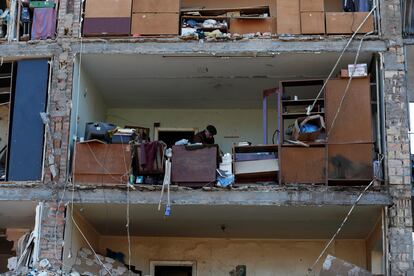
[300,12,325,34]
[132,0,179,13]
[131,13,179,35]
[277,0,301,34]
[229,17,277,34]
[326,12,374,34]
[300,0,324,11]
[84,0,132,18]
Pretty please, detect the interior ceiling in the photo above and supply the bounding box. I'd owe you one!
[80,52,374,109]
[74,204,382,239]
[0,201,36,229]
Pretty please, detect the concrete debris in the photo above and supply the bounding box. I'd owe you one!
[319,255,372,276]
[72,247,139,276]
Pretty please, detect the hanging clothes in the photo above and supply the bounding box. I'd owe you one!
[343,0,356,12]
[356,0,369,12]
[31,8,56,40]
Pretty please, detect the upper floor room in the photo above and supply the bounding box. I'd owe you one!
[80,0,378,39]
[0,0,387,44]
[0,0,58,42]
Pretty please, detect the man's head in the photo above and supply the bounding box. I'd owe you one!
[205,125,217,139]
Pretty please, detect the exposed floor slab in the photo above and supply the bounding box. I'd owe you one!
[71,39,387,55]
[0,184,392,205]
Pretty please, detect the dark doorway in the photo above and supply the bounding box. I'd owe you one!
[154,265,193,276]
[157,130,195,148]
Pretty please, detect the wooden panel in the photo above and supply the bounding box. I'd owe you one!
[73,142,132,184]
[131,13,179,35]
[300,12,325,34]
[85,0,132,18]
[229,18,276,34]
[328,144,373,180]
[326,12,374,34]
[132,0,179,13]
[83,18,131,36]
[171,145,217,183]
[325,78,373,144]
[281,147,325,183]
[300,0,324,11]
[277,0,300,34]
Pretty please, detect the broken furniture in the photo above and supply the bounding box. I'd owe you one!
[131,0,180,35]
[171,144,218,187]
[83,0,132,36]
[233,144,279,183]
[325,77,374,183]
[73,140,132,185]
[279,77,374,185]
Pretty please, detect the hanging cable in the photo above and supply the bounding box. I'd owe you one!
[307,155,384,274]
[306,5,377,115]
[326,31,373,137]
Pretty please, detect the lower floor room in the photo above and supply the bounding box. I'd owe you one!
[62,203,385,276]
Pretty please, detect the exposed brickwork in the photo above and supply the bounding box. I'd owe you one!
[1,0,413,273]
[381,0,414,273]
[38,202,66,268]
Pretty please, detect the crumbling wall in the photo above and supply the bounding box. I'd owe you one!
[380,0,414,274]
[38,203,66,268]
[98,236,368,275]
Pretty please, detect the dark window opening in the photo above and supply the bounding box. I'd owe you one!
[154,265,192,276]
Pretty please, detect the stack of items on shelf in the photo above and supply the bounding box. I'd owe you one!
[279,68,375,185]
[180,3,276,39]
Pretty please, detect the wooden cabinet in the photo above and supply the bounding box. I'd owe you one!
[131,0,179,35]
[281,146,325,184]
[278,77,374,185]
[171,145,218,185]
[325,78,373,144]
[73,141,132,185]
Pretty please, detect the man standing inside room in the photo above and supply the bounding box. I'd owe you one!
[192,125,217,145]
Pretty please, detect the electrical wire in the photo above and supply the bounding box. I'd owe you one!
[70,186,114,276]
[306,5,377,115]
[326,31,373,138]
[307,155,384,274]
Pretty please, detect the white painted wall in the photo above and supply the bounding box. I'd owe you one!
[70,59,107,142]
[107,108,278,153]
[62,209,100,271]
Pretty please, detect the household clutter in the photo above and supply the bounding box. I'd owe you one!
[72,63,378,188]
[0,0,57,41]
[81,0,375,38]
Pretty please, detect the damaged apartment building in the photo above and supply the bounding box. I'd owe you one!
[0,0,413,275]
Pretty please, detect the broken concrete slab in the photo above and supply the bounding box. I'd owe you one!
[319,255,372,276]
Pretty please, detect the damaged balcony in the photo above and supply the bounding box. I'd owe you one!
[62,203,386,275]
[69,52,384,188]
[80,0,378,40]
[0,0,59,42]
